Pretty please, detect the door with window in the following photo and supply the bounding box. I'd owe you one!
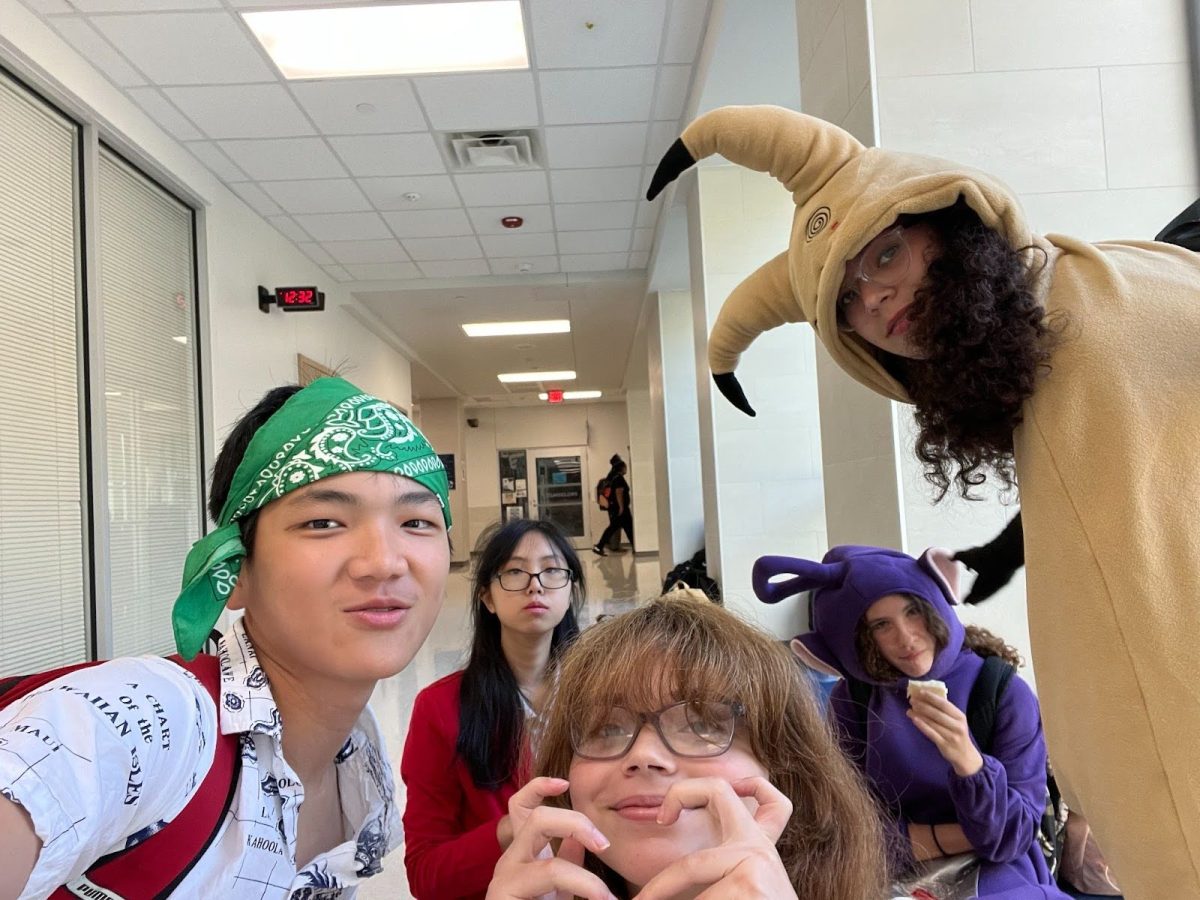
[525,447,590,548]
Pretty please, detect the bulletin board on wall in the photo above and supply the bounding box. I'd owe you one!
[498,448,528,521]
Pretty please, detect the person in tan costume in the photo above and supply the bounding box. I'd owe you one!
[647,104,1200,899]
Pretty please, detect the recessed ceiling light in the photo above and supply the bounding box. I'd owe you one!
[242,1,529,80]
[172,335,189,345]
[538,390,602,400]
[463,320,570,337]
[498,371,576,383]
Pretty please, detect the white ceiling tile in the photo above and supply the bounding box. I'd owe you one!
[418,259,492,279]
[322,240,410,264]
[401,236,483,261]
[296,242,335,266]
[468,204,553,235]
[381,208,473,238]
[540,67,656,125]
[544,123,648,169]
[292,211,391,241]
[230,0,376,5]
[91,13,275,84]
[328,133,446,177]
[644,120,682,165]
[479,232,558,258]
[663,0,711,64]
[356,175,461,210]
[260,179,370,214]
[653,65,692,120]
[489,256,560,276]
[554,201,636,231]
[632,227,655,252]
[22,0,73,12]
[163,84,314,139]
[126,87,202,140]
[530,0,667,68]
[559,252,629,272]
[344,262,423,281]
[629,251,651,269]
[218,138,346,180]
[290,78,427,135]
[556,229,631,254]
[414,72,538,131]
[50,18,145,86]
[72,0,219,9]
[323,264,353,282]
[227,181,282,216]
[453,171,549,206]
[549,167,641,203]
[266,215,312,242]
[184,141,248,180]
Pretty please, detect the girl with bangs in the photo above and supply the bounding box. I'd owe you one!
[485,590,889,900]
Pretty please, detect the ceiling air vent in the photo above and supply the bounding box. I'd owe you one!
[449,131,537,170]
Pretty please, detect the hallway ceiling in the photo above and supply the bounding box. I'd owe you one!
[20,0,713,403]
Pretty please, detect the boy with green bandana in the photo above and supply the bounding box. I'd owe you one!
[0,377,451,899]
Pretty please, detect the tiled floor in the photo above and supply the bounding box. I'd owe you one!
[361,546,662,899]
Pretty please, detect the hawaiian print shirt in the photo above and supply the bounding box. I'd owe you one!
[0,618,400,899]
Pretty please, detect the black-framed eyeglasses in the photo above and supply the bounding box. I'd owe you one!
[570,700,745,760]
[496,567,572,591]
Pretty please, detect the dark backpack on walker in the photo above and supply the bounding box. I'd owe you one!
[0,653,240,899]
[844,655,1066,878]
[595,477,612,510]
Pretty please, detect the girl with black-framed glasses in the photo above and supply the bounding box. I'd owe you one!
[402,518,584,899]
[486,591,889,900]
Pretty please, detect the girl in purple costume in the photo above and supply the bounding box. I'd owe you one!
[754,545,1069,899]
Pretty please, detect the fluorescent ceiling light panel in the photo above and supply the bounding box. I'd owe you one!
[498,371,576,383]
[462,320,570,337]
[243,1,529,80]
[539,390,602,400]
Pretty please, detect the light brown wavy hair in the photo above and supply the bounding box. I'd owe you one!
[535,592,889,899]
[855,594,1024,682]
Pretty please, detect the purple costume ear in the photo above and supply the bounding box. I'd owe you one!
[752,555,848,604]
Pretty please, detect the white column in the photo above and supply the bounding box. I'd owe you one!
[624,388,659,555]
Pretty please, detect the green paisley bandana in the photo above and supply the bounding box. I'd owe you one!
[173,376,450,659]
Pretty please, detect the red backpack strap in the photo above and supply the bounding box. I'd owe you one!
[49,654,241,900]
[0,661,105,704]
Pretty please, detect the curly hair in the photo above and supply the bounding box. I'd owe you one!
[855,594,1023,681]
[885,199,1060,500]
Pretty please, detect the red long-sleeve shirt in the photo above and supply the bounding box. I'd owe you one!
[401,671,525,899]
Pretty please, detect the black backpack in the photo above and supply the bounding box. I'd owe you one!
[661,549,721,603]
[844,655,1066,877]
[595,477,612,510]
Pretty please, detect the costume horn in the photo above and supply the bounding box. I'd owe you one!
[646,106,864,416]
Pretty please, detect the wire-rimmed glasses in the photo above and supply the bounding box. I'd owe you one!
[837,226,912,330]
[496,567,572,591]
[570,700,745,760]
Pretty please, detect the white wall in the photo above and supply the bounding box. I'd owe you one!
[648,290,705,577]
[460,402,630,552]
[688,166,827,638]
[624,388,660,554]
[412,398,468,564]
[0,0,414,470]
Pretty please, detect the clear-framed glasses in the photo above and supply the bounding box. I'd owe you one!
[496,567,572,591]
[837,226,912,330]
[570,700,745,760]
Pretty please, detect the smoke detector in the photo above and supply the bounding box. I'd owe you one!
[448,131,537,169]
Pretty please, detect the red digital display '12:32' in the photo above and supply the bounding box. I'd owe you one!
[274,286,323,311]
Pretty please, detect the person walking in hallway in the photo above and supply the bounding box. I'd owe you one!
[592,457,633,557]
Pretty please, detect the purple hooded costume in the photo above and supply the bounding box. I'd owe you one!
[754,546,1068,899]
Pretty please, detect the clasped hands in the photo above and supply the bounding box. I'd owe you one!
[485,775,796,900]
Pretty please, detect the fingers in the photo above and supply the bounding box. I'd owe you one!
[508,805,610,863]
[635,844,793,900]
[488,855,616,900]
[729,776,794,842]
[507,776,570,834]
[656,777,793,847]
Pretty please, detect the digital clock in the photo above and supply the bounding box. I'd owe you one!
[257,284,326,314]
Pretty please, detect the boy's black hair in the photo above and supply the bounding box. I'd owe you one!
[207,384,302,558]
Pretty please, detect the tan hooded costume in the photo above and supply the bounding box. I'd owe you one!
[647,105,1200,898]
